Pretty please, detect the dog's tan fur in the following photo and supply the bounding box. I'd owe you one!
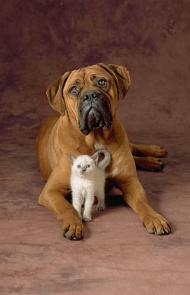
[36,63,170,240]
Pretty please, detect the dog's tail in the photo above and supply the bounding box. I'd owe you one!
[91,149,111,170]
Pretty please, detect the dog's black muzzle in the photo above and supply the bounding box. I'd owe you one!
[78,90,113,135]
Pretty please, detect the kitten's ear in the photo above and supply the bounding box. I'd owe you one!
[91,154,99,165]
[69,154,76,165]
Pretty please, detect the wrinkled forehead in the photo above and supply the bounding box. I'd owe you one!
[84,65,111,78]
[66,64,112,85]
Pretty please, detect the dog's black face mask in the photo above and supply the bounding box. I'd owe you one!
[78,90,113,135]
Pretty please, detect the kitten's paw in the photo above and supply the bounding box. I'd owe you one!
[97,206,106,211]
[83,216,92,222]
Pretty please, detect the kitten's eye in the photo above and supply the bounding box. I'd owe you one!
[77,165,81,168]
[97,78,107,87]
[86,165,90,168]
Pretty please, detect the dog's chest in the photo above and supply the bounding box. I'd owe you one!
[94,141,105,150]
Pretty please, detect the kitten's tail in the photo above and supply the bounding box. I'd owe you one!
[91,149,111,170]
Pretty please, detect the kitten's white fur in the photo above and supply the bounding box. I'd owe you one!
[70,150,111,222]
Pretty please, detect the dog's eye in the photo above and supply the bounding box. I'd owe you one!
[70,86,80,94]
[97,78,107,87]
[77,165,81,168]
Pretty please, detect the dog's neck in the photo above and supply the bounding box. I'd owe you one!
[59,113,118,153]
[84,127,113,148]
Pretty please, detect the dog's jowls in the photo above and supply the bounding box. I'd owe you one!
[36,63,171,240]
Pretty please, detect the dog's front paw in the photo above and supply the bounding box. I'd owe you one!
[60,215,84,240]
[142,213,171,235]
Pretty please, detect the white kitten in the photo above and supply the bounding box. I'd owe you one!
[69,150,111,222]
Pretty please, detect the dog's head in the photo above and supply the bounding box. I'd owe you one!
[46,63,131,135]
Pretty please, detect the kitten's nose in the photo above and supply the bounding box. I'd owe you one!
[82,167,86,172]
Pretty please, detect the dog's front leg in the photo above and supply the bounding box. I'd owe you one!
[38,168,84,240]
[120,178,171,235]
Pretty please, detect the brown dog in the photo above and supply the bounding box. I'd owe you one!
[36,63,171,240]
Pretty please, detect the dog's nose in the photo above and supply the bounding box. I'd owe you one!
[83,91,100,101]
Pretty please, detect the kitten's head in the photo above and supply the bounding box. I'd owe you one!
[69,154,98,177]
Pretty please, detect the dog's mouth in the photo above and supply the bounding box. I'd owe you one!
[78,91,113,135]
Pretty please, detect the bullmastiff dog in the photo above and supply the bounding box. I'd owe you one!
[36,63,171,240]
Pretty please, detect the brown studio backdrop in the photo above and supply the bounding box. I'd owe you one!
[0,0,190,135]
[1,1,190,294]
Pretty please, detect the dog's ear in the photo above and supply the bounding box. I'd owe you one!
[98,63,131,99]
[46,71,71,116]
